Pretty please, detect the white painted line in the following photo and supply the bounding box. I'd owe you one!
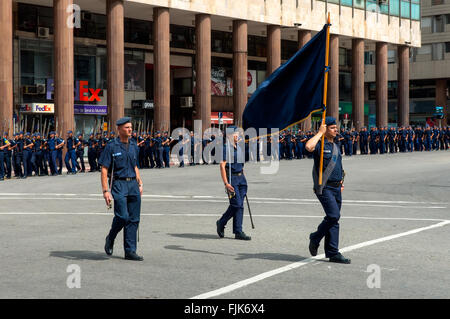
[0,212,447,222]
[190,220,450,299]
[0,196,446,209]
[0,193,447,205]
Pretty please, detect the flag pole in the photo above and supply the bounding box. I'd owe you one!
[319,13,332,186]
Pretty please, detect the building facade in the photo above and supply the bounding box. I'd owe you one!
[0,0,422,137]
[365,0,450,127]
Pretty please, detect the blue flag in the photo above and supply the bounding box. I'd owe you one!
[243,24,328,133]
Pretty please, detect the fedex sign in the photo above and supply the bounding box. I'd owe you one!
[46,79,102,102]
[78,81,101,102]
[34,104,54,113]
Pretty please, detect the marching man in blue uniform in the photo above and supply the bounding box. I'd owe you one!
[100,117,144,261]
[305,116,351,264]
[216,126,251,241]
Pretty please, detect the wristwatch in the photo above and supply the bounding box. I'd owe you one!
[103,190,108,193]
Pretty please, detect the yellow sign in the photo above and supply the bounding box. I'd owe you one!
[103,122,108,132]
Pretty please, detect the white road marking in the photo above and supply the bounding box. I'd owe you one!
[0,193,447,205]
[190,220,450,299]
[0,212,447,222]
[0,196,446,209]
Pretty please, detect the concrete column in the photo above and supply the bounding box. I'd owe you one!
[233,20,247,127]
[376,42,388,128]
[195,14,211,132]
[352,38,364,131]
[267,25,281,76]
[54,0,74,136]
[327,34,339,123]
[436,79,448,126]
[107,0,124,130]
[298,30,312,131]
[397,45,410,127]
[153,7,171,132]
[0,0,13,135]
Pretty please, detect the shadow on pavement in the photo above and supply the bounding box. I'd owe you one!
[235,252,308,262]
[49,250,115,261]
[164,245,235,257]
[167,233,219,240]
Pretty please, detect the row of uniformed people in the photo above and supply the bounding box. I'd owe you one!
[275,126,450,160]
[0,130,118,180]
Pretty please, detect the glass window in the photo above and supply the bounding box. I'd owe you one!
[211,30,233,54]
[18,3,38,33]
[366,0,378,12]
[390,0,400,16]
[364,51,375,65]
[421,17,432,28]
[281,40,299,60]
[417,44,431,55]
[75,55,96,89]
[431,0,444,5]
[380,3,389,14]
[125,18,152,45]
[354,0,365,9]
[401,1,410,19]
[20,39,53,86]
[388,50,396,64]
[170,24,195,50]
[433,15,445,33]
[432,43,445,60]
[248,35,267,57]
[411,4,420,20]
[341,0,352,6]
[124,50,145,91]
[446,14,450,24]
[446,42,450,53]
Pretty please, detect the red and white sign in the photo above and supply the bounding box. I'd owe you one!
[211,112,234,125]
[79,80,101,102]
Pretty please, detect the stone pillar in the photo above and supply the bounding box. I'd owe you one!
[153,7,171,132]
[352,38,364,131]
[195,14,211,132]
[397,45,410,127]
[54,0,74,136]
[327,34,340,123]
[298,30,312,131]
[107,0,124,130]
[0,0,13,135]
[233,20,247,127]
[267,25,281,76]
[436,79,448,126]
[376,42,388,128]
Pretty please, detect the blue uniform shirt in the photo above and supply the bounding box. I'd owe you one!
[98,137,138,179]
[223,143,244,174]
[313,140,343,183]
[48,138,56,151]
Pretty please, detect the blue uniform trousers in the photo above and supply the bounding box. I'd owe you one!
[56,150,63,173]
[50,150,58,175]
[109,180,141,254]
[310,185,341,258]
[4,153,11,178]
[0,152,4,178]
[24,150,33,176]
[218,174,247,234]
[64,149,77,173]
[163,146,170,167]
[15,153,26,177]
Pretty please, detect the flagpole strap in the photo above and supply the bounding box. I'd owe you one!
[324,66,331,73]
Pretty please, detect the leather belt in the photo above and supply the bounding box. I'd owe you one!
[326,180,342,188]
[115,177,136,181]
[231,172,243,176]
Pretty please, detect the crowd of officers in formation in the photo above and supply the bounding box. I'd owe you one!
[0,125,449,180]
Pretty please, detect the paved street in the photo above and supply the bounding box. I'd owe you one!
[0,151,449,299]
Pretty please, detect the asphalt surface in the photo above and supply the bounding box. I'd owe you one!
[0,150,449,299]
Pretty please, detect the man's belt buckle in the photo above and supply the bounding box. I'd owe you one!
[125,177,133,181]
